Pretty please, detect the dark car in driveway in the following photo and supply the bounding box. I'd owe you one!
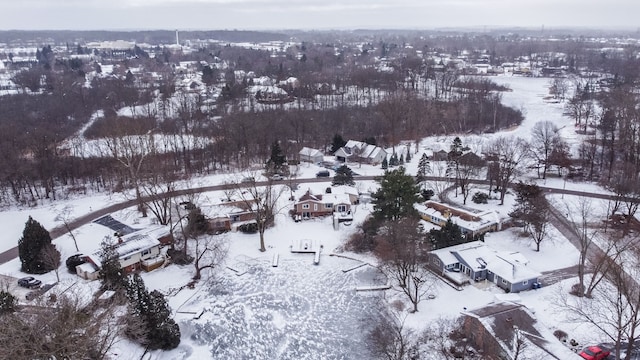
[18,276,41,289]
[579,345,610,360]
[316,170,330,177]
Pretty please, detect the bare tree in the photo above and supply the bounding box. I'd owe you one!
[530,121,560,179]
[0,290,121,360]
[141,170,178,225]
[485,136,531,205]
[564,197,597,297]
[54,205,79,252]
[39,243,61,283]
[235,175,287,252]
[558,253,640,360]
[104,129,156,217]
[375,218,437,312]
[192,234,228,280]
[368,301,417,360]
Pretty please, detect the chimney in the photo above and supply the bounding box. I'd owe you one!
[175,29,179,46]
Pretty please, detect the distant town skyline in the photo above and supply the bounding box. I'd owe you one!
[0,0,638,32]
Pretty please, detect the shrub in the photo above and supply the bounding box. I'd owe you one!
[472,192,489,204]
[421,189,435,201]
[238,222,258,234]
[0,291,17,314]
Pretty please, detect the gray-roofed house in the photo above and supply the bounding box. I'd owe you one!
[462,301,582,359]
[428,241,541,292]
[334,140,387,165]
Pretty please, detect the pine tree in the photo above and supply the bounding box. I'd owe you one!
[381,157,388,170]
[147,290,181,350]
[126,274,181,350]
[99,237,128,292]
[372,167,421,222]
[405,146,411,163]
[18,216,55,274]
[266,141,287,175]
[399,154,405,165]
[332,165,355,186]
[416,153,431,184]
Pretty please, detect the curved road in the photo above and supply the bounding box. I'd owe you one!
[0,175,625,265]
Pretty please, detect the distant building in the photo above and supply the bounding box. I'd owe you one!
[298,147,324,164]
[334,140,387,165]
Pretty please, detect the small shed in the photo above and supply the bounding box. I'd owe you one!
[76,262,100,280]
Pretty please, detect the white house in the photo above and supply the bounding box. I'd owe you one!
[81,232,163,279]
[299,147,324,164]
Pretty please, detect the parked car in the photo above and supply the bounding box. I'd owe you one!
[316,170,330,177]
[18,276,42,289]
[579,345,610,360]
[241,177,255,183]
[270,174,284,181]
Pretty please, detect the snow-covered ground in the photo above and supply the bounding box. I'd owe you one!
[0,75,618,359]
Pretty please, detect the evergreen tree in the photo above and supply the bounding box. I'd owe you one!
[126,274,181,350]
[405,146,411,163]
[266,141,287,175]
[0,290,16,314]
[416,153,431,184]
[330,134,347,153]
[389,153,399,167]
[381,157,389,170]
[372,167,421,222]
[99,237,128,292]
[399,154,404,165]
[428,219,466,249]
[332,165,355,186]
[147,290,181,350]
[18,216,55,274]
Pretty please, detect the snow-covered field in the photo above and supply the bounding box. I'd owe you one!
[0,75,618,359]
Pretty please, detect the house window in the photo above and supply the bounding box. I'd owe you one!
[336,205,347,213]
[522,280,528,285]
[432,258,440,266]
[314,204,318,211]
[141,249,150,257]
[325,203,333,209]
[123,256,131,261]
[502,279,507,285]
[302,204,310,209]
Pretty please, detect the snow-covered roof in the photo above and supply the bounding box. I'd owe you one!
[299,147,323,158]
[431,241,541,283]
[114,233,160,259]
[415,201,501,233]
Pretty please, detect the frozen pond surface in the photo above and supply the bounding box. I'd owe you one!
[181,257,386,360]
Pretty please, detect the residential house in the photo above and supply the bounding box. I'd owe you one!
[431,149,449,161]
[299,147,324,164]
[462,301,581,359]
[205,200,257,233]
[334,140,387,165]
[416,201,502,238]
[293,189,352,221]
[428,241,541,293]
[81,232,163,279]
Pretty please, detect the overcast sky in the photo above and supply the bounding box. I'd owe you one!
[0,0,638,31]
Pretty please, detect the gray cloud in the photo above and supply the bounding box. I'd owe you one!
[0,0,638,30]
